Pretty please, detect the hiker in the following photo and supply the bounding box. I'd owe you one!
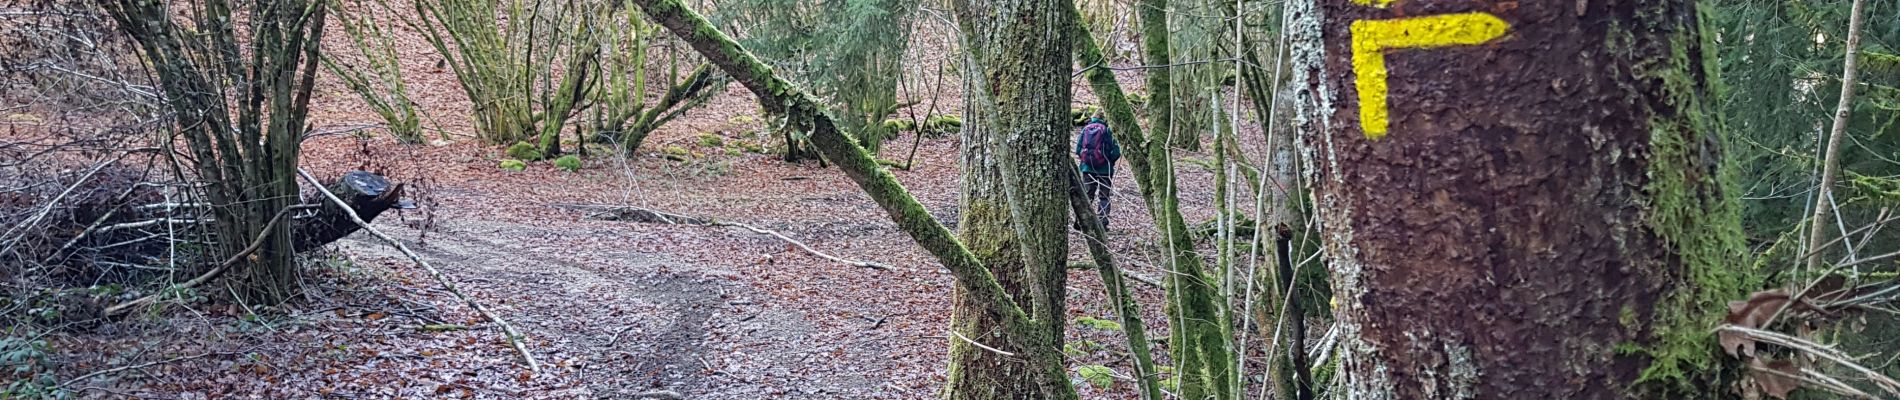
[1075,114,1121,228]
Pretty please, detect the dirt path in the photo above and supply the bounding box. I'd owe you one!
[43,77,1210,397]
[338,209,912,398]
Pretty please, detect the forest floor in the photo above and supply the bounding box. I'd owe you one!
[42,76,1242,398]
[24,4,1271,397]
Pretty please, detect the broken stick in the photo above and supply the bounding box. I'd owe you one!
[298,169,542,373]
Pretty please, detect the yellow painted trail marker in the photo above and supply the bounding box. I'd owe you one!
[1351,0,1397,9]
[1350,12,1510,139]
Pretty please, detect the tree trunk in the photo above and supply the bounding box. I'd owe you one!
[1138,0,1177,151]
[944,0,1075,397]
[628,0,1075,397]
[945,102,1047,398]
[292,171,406,252]
[102,0,328,305]
[1287,0,1748,396]
[1073,8,1232,398]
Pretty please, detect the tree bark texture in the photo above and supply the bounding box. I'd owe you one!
[944,66,1042,398]
[944,0,1075,397]
[1287,0,1748,396]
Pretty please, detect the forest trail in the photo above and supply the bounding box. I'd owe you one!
[338,214,898,398]
[43,70,1193,399]
[45,125,1192,398]
[290,132,971,397]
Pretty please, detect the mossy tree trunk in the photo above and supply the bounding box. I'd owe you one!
[1073,7,1233,399]
[945,93,1045,398]
[1166,0,1222,151]
[1286,0,1749,395]
[630,0,1076,398]
[1138,0,1177,151]
[943,0,1075,397]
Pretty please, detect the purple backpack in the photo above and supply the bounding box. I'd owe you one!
[1078,122,1110,169]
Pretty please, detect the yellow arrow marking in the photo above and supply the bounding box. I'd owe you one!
[1351,12,1510,139]
[1351,0,1396,9]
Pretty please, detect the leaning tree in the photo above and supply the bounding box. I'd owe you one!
[629,0,1082,397]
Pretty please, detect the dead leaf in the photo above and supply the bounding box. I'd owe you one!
[1723,290,1791,357]
[1746,358,1803,399]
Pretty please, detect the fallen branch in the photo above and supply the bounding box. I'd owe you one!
[1719,324,1900,397]
[102,209,290,316]
[718,221,892,270]
[552,203,892,270]
[950,329,1015,356]
[298,169,541,373]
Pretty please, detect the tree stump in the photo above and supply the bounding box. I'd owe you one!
[293,171,403,252]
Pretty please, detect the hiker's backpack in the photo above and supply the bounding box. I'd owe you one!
[1078,122,1111,170]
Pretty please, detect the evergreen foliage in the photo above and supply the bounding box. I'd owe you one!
[713,0,918,153]
[1711,0,1900,265]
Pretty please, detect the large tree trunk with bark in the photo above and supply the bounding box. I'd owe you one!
[944,0,1075,397]
[1288,0,1748,396]
[944,58,1037,395]
[944,102,1047,398]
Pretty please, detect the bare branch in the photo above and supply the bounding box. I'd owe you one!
[297,168,541,373]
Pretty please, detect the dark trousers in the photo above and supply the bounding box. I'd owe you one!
[1081,172,1113,228]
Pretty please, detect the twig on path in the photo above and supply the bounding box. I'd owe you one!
[718,220,892,270]
[298,169,542,373]
[551,203,893,270]
[606,324,639,347]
